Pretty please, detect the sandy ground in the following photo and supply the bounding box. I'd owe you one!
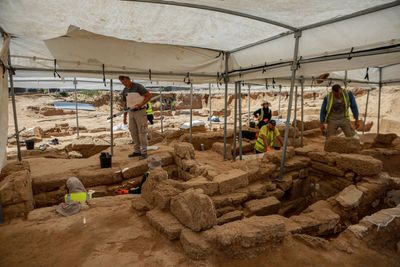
[1,193,399,267]
[2,87,400,267]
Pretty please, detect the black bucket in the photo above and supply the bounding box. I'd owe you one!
[100,152,112,168]
[25,139,35,150]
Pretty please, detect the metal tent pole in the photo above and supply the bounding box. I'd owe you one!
[238,82,243,160]
[73,77,79,138]
[8,50,22,161]
[300,78,304,147]
[377,68,382,134]
[233,82,238,160]
[160,87,164,133]
[279,31,302,180]
[189,83,193,144]
[248,84,251,126]
[292,85,298,145]
[223,53,230,160]
[362,89,370,136]
[110,79,114,156]
[344,70,348,88]
[209,83,212,130]
[278,85,282,117]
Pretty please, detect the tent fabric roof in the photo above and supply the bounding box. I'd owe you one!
[0,0,399,83]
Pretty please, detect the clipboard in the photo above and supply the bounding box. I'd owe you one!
[126,92,144,109]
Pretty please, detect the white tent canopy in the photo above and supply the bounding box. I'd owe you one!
[1,0,399,83]
[1,0,400,172]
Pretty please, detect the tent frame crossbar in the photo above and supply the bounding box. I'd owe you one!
[124,0,297,31]
[229,1,400,53]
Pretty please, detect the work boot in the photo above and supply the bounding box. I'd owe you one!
[128,151,141,158]
[139,154,148,160]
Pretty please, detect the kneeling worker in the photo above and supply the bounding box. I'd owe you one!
[255,120,283,153]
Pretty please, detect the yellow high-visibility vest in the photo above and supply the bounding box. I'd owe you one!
[254,126,279,152]
[146,102,153,115]
[64,192,92,203]
[325,89,350,122]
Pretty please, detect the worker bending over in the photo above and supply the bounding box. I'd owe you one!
[255,120,283,153]
[320,84,360,137]
[253,101,272,129]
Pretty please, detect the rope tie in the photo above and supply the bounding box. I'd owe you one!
[53,59,61,78]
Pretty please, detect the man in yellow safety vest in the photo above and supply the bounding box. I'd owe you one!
[320,84,360,137]
[146,101,154,125]
[255,120,283,153]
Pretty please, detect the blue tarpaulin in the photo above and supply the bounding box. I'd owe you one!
[53,101,96,111]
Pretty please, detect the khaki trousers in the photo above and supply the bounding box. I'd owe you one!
[128,109,148,154]
[327,118,355,137]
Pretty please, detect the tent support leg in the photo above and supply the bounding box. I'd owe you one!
[292,85,298,145]
[223,53,230,160]
[110,79,114,156]
[8,50,22,162]
[377,68,382,134]
[362,89,370,136]
[160,88,164,133]
[189,83,193,144]
[209,83,212,130]
[278,85,282,117]
[300,78,304,147]
[73,77,79,138]
[278,30,302,181]
[248,84,251,126]
[233,82,238,160]
[239,82,243,160]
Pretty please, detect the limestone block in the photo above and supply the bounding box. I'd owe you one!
[207,215,286,259]
[170,188,217,231]
[180,229,212,260]
[308,151,337,165]
[276,173,293,191]
[181,159,197,171]
[180,176,219,195]
[335,154,382,176]
[284,156,311,172]
[248,182,268,199]
[385,190,400,207]
[212,192,248,209]
[0,170,33,206]
[266,189,285,200]
[311,162,345,177]
[146,209,184,240]
[131,195,151,212]
[2,201,34,219]
[335,185,364,209]
[324,136,361,154]
[216,206,236,217]
[263,147,295,164]
[213,169,249,194]
[217,210,244,225]
[212,142,233,160]
[294,146,318,157]
[174,142,195,159]
[153,184,182,210]
[244,197,280,216]
[373,133,398,147]
[291,208,340,236]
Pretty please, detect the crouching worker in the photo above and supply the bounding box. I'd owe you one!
[56,177,92,216]
[255,120,283,153]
